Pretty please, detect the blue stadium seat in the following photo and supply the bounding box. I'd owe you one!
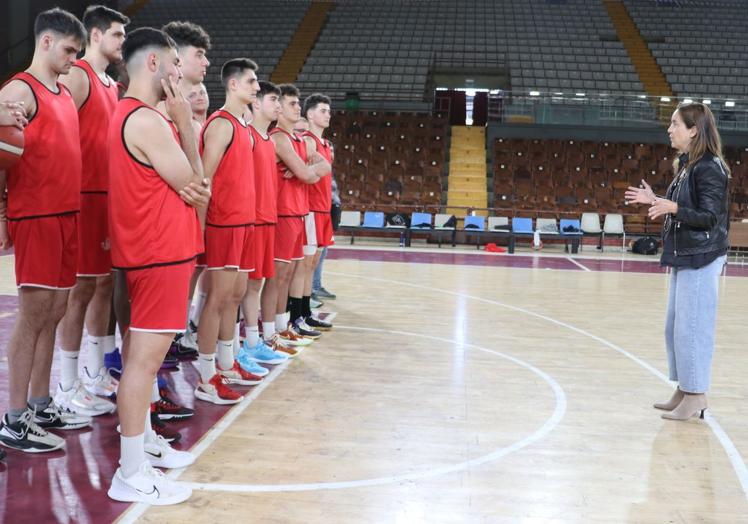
[410,212,432,229]
[512,217,534,234]
[463,215,485,231]
[363,211,385,228]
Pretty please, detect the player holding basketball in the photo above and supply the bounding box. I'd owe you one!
[0,8,91,454]
[106,27,208,504]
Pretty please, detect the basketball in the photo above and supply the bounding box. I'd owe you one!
[0,125,24,170]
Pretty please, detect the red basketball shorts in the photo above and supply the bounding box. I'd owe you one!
[274,216,305,263]
[78,193,111,276]
[250,223,275,280]
[126,260,195,332]
[8,213,78,289]
[313,211,334,248]
[204,224,254,272]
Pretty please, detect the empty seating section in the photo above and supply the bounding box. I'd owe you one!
[130,0,309,104]
[298,0,644,101]
[331,111,447,213]
[624,0,748,98]
[492,137,748,232]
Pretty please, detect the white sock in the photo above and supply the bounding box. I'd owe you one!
[144,406,155,436]
[275,313,286,332]
[233,322,241,358]
[284,311,290,327]
[247,326,260,348]
[87,336,105,373]
[103,335,116,355]
[190,291,207,326]
[60,350,80,390]
[198,353,216,383]
[120,433,145,478]
[262,321,276,341]
[217,339,234,371]
[151,377,160,403]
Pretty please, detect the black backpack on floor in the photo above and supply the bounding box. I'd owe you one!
[632,236,659,255]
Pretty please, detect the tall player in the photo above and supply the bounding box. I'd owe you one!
[194,58,265,405]
[265,84,330,349]
[161,21,211,353]
[240,81,292,363]
[301,93,334,331]
[106,27,208,504]
[0,8,91,454]
[55,5,130,418]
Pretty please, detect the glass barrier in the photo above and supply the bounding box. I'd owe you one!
[492,91,748,131]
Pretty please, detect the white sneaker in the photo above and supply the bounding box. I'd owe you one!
[108,461,192,505]
[179,329,198,351]
[32,401,91,431]
[144,434,195,469]
[82,366,119,398]
[54,381,116,417]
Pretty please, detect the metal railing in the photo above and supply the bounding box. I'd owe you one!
[493,90,748,130]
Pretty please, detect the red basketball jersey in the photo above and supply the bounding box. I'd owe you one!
[108,97,202,269]
[200,110,255,226]
[74,59,118,193]
[250,125,278,225]
[5,72,81,220]
[302,131,333,213]
[269,127,309,217]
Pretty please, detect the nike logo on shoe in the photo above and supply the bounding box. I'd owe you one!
[146,450,163,459]
[136,485,160,498]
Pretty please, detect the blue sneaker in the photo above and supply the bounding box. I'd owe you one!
[105,348,123,379]
[240,340,288,365]
[236,349,270,377]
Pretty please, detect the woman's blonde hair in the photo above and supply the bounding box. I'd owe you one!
[673,102,731,176]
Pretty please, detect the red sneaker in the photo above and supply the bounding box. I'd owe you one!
[194,374,243,405]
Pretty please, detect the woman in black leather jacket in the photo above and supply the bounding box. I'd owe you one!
[625,102,729,421]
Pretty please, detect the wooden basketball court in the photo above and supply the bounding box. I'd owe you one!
[97,246,748,523]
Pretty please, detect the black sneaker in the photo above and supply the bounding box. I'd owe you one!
[152,388,195,421]
[292,318,322,339]
[315,287,336,300]
[0,411,65,453]
[304,316,332,331]
[150,412,181,443]
[32,401,92,431]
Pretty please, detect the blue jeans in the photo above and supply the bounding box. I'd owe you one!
[664,255,726,393]
[312,247,328,292]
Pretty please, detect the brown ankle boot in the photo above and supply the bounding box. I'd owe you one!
[661,393,707,421]
[653,387,685,411]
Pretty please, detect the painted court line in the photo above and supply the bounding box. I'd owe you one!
[181,326,566,493]
[326,270,748,501]
[116,359,291,524]
[566,257,591,271]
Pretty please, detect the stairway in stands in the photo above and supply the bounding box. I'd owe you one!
[446,126,488,217]
[271,1,334,84]
[603,0,673,99]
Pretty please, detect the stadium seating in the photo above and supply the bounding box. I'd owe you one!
[298,0,644,100]
[332,111,447,213]
[624,0,748,99]
[129,0,310,104]
[491,137,748,228]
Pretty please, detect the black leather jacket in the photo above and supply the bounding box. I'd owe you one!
[662,151,729,258]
